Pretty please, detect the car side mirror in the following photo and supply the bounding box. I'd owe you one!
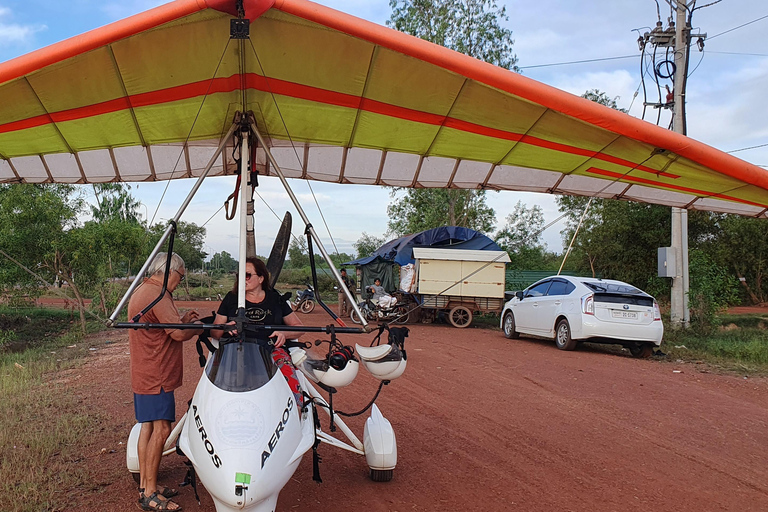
[515,291,524,300]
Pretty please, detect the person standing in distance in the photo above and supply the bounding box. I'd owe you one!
[128,252,203,512]
[338,268,356,317]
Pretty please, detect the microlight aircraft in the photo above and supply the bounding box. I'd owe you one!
[3,0,768,510]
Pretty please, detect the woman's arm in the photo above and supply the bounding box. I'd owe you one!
[210,313,231,340]
[269,312,303,348]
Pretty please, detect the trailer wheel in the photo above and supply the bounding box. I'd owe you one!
[370,469,393,482]
[448,306,473,328]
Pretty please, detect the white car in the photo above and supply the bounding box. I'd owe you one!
[500,276,663,357]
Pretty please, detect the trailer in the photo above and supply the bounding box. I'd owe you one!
[403,248,511,328]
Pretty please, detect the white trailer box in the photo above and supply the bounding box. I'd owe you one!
[412,248,510,298]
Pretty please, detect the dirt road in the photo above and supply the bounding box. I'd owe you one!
[68,307,768,511]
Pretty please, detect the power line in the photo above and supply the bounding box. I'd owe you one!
[709,13,768,40]
[519,54,637,69]
[726,142,768,154]
[708,50,768,57]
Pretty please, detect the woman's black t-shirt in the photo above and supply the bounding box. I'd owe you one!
[217,290,292,339]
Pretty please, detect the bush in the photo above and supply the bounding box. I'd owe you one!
[689,249,740,329]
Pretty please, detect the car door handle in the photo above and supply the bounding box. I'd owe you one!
[532,303,539,307]
[554,301,561,306]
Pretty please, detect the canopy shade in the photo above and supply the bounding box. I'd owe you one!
[1,0,768,217]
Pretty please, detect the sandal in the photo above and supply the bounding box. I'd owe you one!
[157,485,179,499]
[138,486,179,499]
[137,491,183,511]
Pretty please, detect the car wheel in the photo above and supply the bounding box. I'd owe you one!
[502,311,519,339]
[629,343,654,358]
[448,306,473,328]
[300,299,315,314]
[554,318,577,350]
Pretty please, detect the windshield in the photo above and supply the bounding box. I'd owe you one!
[205,341,276,392]
[583,281,645,295]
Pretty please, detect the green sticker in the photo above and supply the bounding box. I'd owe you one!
[235,472,251,484]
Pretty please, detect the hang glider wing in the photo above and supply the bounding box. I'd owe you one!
[1,0,767,217]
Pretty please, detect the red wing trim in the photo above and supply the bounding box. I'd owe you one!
[0,72,677,180]
[586,167,767,208]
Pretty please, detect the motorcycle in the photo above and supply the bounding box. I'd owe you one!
[291,284,316,313]
[350,296,409,325]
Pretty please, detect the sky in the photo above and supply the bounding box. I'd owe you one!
[1,0,767,263]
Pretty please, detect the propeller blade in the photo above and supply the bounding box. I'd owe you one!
[266,212,292,288]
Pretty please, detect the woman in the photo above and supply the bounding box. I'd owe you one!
[210,257,304,408]
[211,257,302,345]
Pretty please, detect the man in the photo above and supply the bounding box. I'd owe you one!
[367,277,397,309]
[128,252,202,511]
[338,268,356,316]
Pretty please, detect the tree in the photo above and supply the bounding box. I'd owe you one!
[387,188,496,236]
[145,221,207,271]
[388,0,519,71]
[581,89,627,113]
[386,0,518,235]
[286,237,309,269]
[209,251,239,274]
[354,232,386,259]
[90,183,142,223]
[495,201,555,269]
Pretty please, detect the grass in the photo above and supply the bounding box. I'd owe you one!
[0,308,108,512]
[660,313,768,374]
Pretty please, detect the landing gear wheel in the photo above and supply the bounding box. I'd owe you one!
[350,309,363,325]
[300,299,315,314]
[392,305,409,324]
[629,343,654,358]
[502,311,519,339]
[370,469,393,482]
[448,306,473,328]
[554,318,577,350]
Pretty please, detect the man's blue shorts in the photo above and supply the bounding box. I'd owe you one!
[134,388,175,423]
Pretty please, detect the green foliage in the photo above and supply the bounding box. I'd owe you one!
[354,232,386,259]
[388,0,519,71]
[90,183,142,223]
[663,317,768,370]
[286,237,309,269]
[387,188,496,237]
[209,251,239,273]
[495,201,559,269]
[146,220,206,271]
[704,214,768,305]
[581,89,628,113]
[688,249,740,328]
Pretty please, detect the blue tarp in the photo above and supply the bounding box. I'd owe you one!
[344,226,503,266]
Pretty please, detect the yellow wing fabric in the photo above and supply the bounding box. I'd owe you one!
[0,0,767,217]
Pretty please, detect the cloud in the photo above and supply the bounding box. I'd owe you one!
[0,6,46,45]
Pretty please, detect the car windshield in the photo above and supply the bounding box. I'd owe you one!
[205,341,276,392]
[583,281,645,295]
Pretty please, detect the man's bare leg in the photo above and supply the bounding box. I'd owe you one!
[143,419,171,496]
[138,422,154,493]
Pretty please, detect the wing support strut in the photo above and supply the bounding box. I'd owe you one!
[246,113,368,329]
[107,122,239,325]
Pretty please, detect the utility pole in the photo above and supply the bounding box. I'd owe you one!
[670,0,690,329]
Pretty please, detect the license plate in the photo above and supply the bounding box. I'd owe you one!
[611,310,638,319]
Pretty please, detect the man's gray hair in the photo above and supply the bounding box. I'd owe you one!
[148,252,185,276]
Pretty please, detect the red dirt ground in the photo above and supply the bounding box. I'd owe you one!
[54,304,768,511]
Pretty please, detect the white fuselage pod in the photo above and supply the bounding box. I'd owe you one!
[179,343,313,512]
